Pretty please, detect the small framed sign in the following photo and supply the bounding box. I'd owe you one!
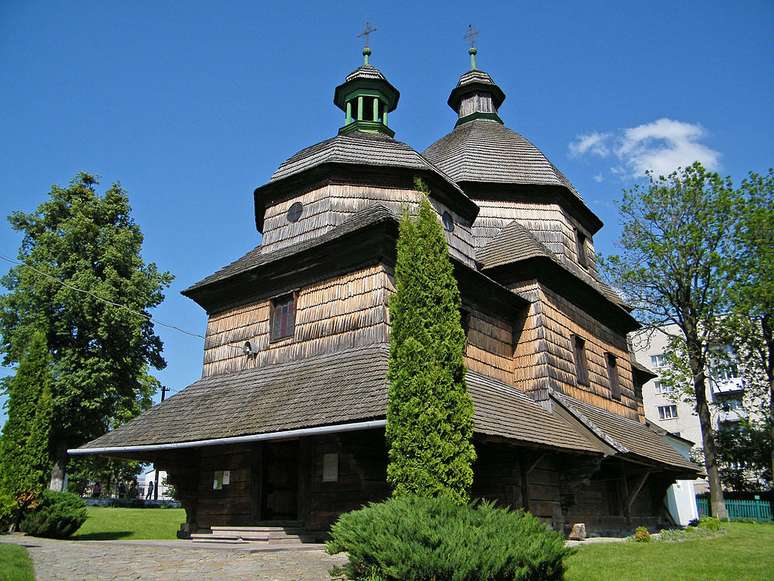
[213,471,224,490]
[322,453,339,483]
[223,470,231,485]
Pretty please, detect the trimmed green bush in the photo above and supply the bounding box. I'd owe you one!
[698,516,721,531]
[20,490,87,538]
[633,526,651,542]
[327,495,573,581]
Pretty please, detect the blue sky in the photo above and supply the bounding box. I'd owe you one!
[1,1,772,421]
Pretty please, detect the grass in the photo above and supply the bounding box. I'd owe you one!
[565,522,774,581]
[71,506,186,540]
[0,544,34,581]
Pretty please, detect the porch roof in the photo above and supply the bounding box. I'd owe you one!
[550,393,700,473]
[73,344,600,456]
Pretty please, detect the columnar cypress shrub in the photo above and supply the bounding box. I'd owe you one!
[386,179,476,504]
[0,331,53,498]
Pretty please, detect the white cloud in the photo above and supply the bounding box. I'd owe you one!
[568,132,611,158]
[569,118,721,179]
[592,174,605,183]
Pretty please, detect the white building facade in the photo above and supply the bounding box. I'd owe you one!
[630,324,753,495]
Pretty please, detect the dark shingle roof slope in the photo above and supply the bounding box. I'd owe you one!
[270,131,465,199]
[423,119,583,200]
[476,219,553,269]
[552,393,699,472]
[467,372,599,453]
[77,345,600,454]
[477,220,629,311]
[184,204,397,293]
[81,346,391,449]
[344,64,386,82]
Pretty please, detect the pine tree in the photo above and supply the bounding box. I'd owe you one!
[0,331,53,497]
[385,179,476,504]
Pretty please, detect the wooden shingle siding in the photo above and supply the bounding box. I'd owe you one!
[510,280,639,419]
[473,199,597,271]
[464,309,514,384]
[261,185,333,252]
[261,184,476,266]
[202,265,391,377]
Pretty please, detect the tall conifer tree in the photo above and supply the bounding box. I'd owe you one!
[386,179,475,504]
[0,331,53,497]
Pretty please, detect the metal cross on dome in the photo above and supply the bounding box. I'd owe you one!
[464,24,479,48]
[357,21,377,48]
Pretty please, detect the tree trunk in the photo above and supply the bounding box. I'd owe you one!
[687,345,728,519]
[762,314,774,488]
[48,441,67,492]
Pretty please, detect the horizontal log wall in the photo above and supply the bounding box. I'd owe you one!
[202,265,390,376]
[511,279,640,418]
[305,431,390,530]
[472,199,597,272]
[261,183,476,266]
[195,444,256,529]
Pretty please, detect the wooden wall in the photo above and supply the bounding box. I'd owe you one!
[510,280,640,419]
[202,264,391,376]
[195,444,256,528]
[464,308,515,385]
[261,183,476,267]
[472,199,597,272]
[304,431,390,531]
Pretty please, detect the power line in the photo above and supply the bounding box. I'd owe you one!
[0,253,246,354]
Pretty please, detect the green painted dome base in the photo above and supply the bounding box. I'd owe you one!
[339,120,395,137]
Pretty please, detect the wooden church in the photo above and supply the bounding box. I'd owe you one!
[72,41,697,539]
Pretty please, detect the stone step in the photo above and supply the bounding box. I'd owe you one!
[190,535,253,544]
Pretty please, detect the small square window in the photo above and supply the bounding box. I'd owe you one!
[651,354,667,368]
[572,335,589,386]
[658,404,678,420]
[270,293,296,342]
[322,453,339,483]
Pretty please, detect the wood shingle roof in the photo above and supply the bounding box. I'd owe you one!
[77,345,600,455]
[423,119,583,201]
[552,393,699,472]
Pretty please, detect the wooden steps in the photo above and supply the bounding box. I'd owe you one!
[190,524,320,545]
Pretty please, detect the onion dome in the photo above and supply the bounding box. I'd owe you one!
[333,47,399,137]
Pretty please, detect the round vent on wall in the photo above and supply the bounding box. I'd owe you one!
[442,211,455,233]
[287,202,303,223]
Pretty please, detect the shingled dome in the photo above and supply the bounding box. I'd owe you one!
[424,119,584,201]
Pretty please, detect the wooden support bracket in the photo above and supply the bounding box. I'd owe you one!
[626,470,651,512]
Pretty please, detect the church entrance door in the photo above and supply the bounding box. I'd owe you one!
[261,440,300,521]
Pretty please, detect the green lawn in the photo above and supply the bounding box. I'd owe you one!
[0,544,35,581]
[565,522,774,581]
[72,506,186,540]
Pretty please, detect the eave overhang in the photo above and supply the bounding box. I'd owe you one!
[481,256,640,335]
[253,162,480,233]
[462,181,604,235]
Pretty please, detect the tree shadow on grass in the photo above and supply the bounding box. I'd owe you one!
[70,531,134,541]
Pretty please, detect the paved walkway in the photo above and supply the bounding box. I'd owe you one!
[0,535,347,580]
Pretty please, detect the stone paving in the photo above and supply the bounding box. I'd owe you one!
[0,535,348,580]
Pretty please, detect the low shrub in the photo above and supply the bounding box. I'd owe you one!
[0,491,16,532]
[698,516,721,531]
[633,526,651,543]
[20,490,87,538]
[657,525,726,543]
[326,495,573,581]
